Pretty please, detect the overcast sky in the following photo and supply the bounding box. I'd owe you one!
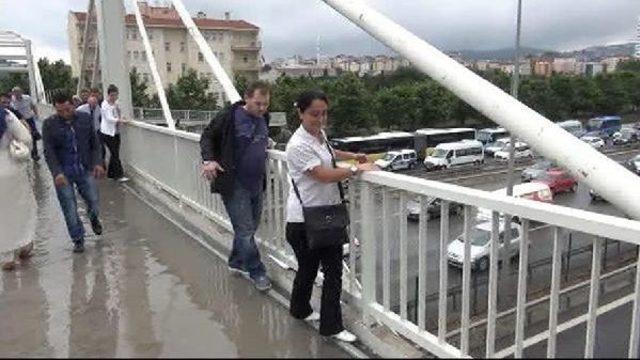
[1,0,637,63]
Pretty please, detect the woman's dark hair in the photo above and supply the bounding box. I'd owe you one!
[107,84,119,95]
[295,90,329,113]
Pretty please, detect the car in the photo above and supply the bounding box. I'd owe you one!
[447,221,523,271]
[521,159,558,182]
[494,141,533,161]
[476,182,553,223]
[580,135,605,149]
[612,128,639,145]
[423,140,484,171]
[625,154,640,174]
[484,137,511,157]
[374,149,418,171]
[533,169,578,195]
[406,198,463,221]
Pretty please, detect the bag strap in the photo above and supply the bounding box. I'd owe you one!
[290,133,347,207]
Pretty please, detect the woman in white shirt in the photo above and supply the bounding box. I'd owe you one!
[100,84,129,182]
[0,108,36,270]
[285,90,377,342]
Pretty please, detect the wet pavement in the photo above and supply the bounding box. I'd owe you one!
[0,163,349,358]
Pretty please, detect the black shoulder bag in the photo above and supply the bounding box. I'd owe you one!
[291,141,350,250]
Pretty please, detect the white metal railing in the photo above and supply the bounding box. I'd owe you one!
[122,119,640,358]
[132,107,217,132]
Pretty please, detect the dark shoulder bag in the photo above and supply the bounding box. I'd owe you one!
[291,141,350,250]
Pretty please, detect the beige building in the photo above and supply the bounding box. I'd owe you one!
[68,2,261,100]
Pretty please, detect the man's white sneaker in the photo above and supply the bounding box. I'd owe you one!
[117,177,130,183]
[304,311,320,322]
[332,330,357,343]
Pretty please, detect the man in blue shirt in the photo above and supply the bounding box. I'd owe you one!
[43,92,105,253]
[200,81,272,291]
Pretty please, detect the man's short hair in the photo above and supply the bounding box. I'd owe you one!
[51,91,72,105]
[244,81,271,98]
[11,86,22,93]
[107,84,119,95]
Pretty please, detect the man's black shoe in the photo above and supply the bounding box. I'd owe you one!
[91,218,103,235]
[73,241,85,253]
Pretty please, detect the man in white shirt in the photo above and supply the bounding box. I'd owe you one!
[100,84,129,182]
[11,86,41,161]
[77,92,105,165]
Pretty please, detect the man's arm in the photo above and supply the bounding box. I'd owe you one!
[42,118,63,178]
[199,109,226,162]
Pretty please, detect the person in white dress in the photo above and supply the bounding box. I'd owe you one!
[0,108,36,270]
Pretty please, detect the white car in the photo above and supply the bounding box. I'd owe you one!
[484,137,511,157]
[581,136,605,149]
[494,141,533,161]
[374,149,417,171]
[447,221,523,271]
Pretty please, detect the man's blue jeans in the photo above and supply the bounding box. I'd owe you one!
[55,171,100,243]
[221,183,266,279]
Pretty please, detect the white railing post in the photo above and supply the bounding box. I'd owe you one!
[360,181,377,320]
[321,0,640,220]
[130,0,176,130]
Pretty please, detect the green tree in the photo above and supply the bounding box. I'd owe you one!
[323,72,374,137]
[38,58,76,95]
[166,69,219,111]
[129,67,151,107]
[374,83,419,130]
[0,73,29,94]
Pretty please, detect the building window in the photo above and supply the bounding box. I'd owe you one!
[198,52,204,62]
[218,32,224,41]
[181,63,186,73]
[133,51,139,60]
[165,42,171,52]
[148,31,153,40]
[127,50,132,60]
[131,30,137,40]
[166,62,172,72]
[141,51,147,61]
[243,56,248,63]
[219,53,224,61]
[180,42,185,52]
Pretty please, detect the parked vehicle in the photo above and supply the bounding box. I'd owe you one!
[494,141,533,161]
[406,198,463,221]
[423,140,484,170]
[375,149,418,171]
[533,169,578,194]
[447,221,523,271]
[484,137,511,156]
[626,154,640,174]
[586,116,621,138]
[476,182,553,222]
[521,159,557,182]
[414,128,476,159]
[557,119,585,138]
[476,127,509,145]
[612,128,639,145]
[580,135,605,149]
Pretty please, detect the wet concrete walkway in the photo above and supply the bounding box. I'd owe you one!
[0,164,349,358]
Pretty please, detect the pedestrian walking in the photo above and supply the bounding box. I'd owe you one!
[100,84,129,182]
[77,93,105,166]
[285,90,377,342]
[0,107,36,270]
[200,81,273,291]
[11,86,41,161]
[42,92,105,253]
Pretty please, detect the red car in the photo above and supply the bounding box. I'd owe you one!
[533,169,578,194]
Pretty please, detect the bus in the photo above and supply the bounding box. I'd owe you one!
[586,116,621,137]
[556,119,585,138]
[476,127,509,145]
[414,128,477,158]
[329,131,415,154]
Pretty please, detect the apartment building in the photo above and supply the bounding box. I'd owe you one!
[68,2,261,99]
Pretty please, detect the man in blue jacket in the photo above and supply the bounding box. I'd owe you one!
[43,92,105,253]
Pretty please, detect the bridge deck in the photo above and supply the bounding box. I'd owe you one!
[0,164,348,358]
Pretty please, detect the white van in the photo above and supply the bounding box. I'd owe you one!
[375,149,418,171]
[557,120,585,138]
[494,141,533,160]
[423,140,484,170]
[476,182,553,222]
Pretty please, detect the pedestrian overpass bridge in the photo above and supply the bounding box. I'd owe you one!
[3,0,640,358]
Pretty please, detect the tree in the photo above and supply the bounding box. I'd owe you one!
[0,73,29,94]
[323,72,375,137]
[129,67,151,107]
[166,69,219,111]
[617,60,640,73]
[38,58,76,95]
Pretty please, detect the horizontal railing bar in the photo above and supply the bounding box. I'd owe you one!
[445,260,638,338]
[493,293,635,358]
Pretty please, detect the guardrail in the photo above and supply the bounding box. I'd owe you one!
[122,119,640,358]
